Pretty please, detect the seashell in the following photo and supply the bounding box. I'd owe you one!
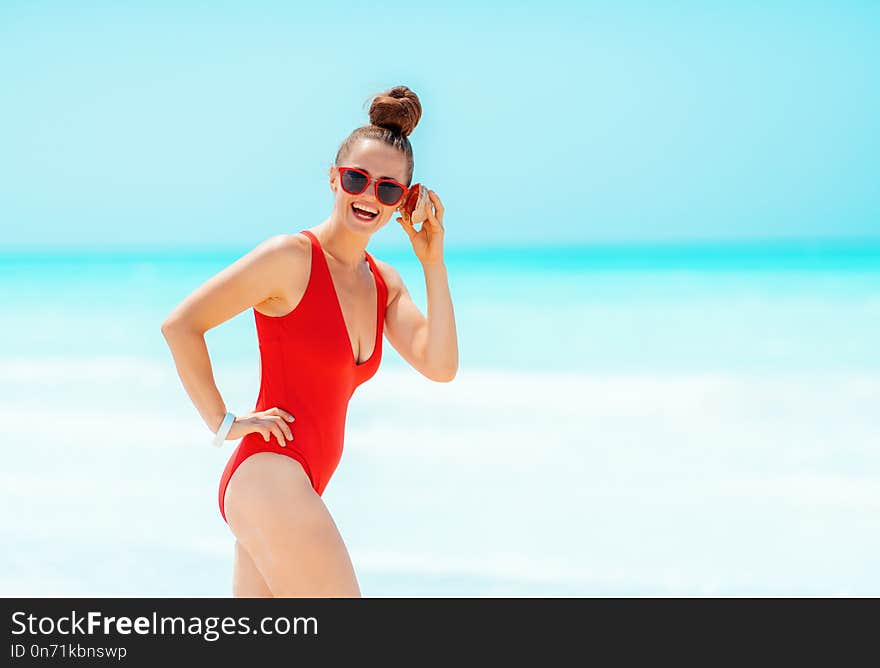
[401,183,431,225]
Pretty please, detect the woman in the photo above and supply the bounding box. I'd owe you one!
[160,85,458,597]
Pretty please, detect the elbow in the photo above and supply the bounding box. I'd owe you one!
[430,365,458,383]
[160,318,175,338]
[161,316,187,340]
[162,316,205,343]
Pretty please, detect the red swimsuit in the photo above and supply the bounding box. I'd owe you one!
[217,229,388,523]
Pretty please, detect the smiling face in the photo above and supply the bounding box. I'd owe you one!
[329,138,410,234]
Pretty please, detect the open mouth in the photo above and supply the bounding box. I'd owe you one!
[351,202,379,221]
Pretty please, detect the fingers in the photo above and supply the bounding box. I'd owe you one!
[427,189,444,217]
[275,422,288,448]
[257,425,283,447]
[396,214,417,239]
[263,421,287,448]
[269,415,294,443]
[425,206,438,228]
[425,190,444,231]
[267,407,296,425]
[425,198,442,231]
[255,408,296,447]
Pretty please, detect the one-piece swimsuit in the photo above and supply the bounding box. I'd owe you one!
[217,229,387,523]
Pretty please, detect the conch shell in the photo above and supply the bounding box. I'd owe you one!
[400,183,431,225]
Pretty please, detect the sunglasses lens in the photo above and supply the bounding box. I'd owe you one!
[340,169,368,194]
[377,181,405,206]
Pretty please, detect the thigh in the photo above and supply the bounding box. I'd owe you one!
[232,540,273,598]
[223,451,361,598]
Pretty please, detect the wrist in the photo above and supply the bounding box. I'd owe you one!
[211,411,236,448]
[210,411,228,433]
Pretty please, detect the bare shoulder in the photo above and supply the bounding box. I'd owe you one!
[251,232,313,316]
[370,256,406,307]
[242,232,309,267]
[264,231,311,258]
[250,232,311,287]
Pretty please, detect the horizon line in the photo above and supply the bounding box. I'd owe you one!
[4,235,880,257]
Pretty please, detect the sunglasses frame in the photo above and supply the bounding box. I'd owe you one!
[337,166,409,208]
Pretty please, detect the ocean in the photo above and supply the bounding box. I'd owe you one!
[2,239,879,596]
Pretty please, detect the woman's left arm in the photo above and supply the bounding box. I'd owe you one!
[381,189,458,382]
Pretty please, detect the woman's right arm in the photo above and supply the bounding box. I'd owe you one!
[160,234,297,436]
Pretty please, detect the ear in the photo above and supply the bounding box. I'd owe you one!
[328,165,337,192]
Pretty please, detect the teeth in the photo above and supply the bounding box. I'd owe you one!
[353,203,378,215]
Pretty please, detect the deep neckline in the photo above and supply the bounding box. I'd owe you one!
[301,230,382,368]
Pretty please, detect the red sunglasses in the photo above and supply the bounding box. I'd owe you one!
[337,166,408,208]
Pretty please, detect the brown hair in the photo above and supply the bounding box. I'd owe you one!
[334,85,422,187]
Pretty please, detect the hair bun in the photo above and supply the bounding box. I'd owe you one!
[366,85,422,137]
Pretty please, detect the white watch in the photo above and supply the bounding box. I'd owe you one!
[212,411,236,447]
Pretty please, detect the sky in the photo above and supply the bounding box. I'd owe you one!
[1,1,878,249]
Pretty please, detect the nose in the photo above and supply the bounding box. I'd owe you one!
[355,189,382,207]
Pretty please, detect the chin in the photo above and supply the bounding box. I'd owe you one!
[346,208,384,232]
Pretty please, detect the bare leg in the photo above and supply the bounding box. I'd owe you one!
[232,540,273,598]
[223,452,362,598]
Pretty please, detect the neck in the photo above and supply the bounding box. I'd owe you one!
[314,216,369,270]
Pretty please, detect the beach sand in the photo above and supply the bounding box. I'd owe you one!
[2,358,878,596]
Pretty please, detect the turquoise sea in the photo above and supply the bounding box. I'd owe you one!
[2,239,879,596]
